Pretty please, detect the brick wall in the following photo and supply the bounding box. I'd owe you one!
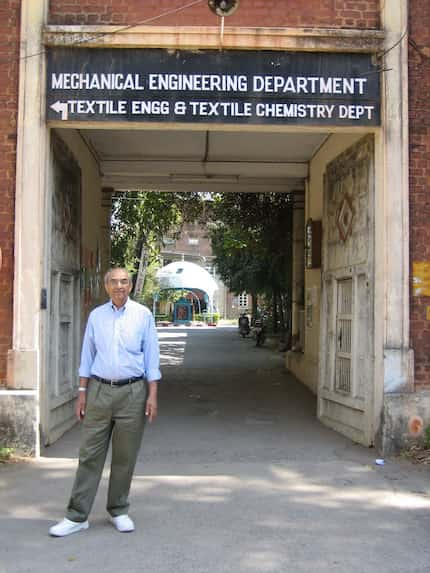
[409,0,430,388]
[169,222,213,259]
[0,1,19,385]
[48,0,380,29]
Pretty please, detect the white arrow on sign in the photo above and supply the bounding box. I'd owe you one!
[50,101,68,120]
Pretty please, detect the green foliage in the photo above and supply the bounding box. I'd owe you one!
[159,289,184,304]
[0,447,14,462]
[208,192,293,336]
[134,259,162,307]
[424,426,430,448]
[155,314,169,322]
[195,312,220,324]
[111,191,204,275]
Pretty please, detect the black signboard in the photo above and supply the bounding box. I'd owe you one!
[46,48,380,126]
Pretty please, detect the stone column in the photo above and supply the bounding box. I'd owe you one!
[378,0,414,451]
[4,0,48,455]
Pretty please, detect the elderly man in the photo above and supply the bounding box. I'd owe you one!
[49,268,161,537]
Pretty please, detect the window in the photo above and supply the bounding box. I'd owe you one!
[239,292,248,308]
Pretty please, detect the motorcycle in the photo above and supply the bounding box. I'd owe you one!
[238,314,250,337]
[253,317,266,347]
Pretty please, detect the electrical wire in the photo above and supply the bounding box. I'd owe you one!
[408,37,430,61]
[19,0,205,62]
[376,27,408,60]
[20,2,420,68]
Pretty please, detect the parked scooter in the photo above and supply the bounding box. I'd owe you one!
[253,316,266,347]
[238,313,250,337]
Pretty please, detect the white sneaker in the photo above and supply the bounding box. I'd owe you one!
[49,517,89,537]
[110,514,135,532]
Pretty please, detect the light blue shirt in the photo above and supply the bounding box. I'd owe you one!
[79,298,161,382]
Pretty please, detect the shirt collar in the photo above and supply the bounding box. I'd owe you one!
[110,297,129,312]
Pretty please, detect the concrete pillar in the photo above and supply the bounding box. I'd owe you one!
[381,0,412,386]
[377,0,415,452]
[3,0,48,455]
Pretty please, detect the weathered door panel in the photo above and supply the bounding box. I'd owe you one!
[42,136,81,445]
[318,136,374,446]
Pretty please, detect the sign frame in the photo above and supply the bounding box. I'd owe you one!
[46,48,381,127]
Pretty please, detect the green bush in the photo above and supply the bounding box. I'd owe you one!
[195,313,220,324]
[424,426,430,448]
[155,314,169,322]
[0,447,14,462]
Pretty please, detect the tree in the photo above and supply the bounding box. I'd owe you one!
[110,190,203,292]
[208,192,293,340]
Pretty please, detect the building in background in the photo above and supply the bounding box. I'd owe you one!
[160,220,252,320]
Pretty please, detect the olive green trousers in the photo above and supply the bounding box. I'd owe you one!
[66,379,147,522]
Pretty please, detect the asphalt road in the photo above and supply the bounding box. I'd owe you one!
[1,325,430,573]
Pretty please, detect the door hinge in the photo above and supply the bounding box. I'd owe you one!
[40,288,47,310]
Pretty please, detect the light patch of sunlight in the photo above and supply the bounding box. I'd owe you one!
[36,458,76,467]
[198,486,233,495]
[133,475,238,490]
[160,356,185,366]
[270,465,430,510]
[292,496,342,508]
[284,482,328,494]
[346,465,375,474]
[382,492,430,509]
[8,508,48,519]
[298,486,430,510]
[244,477,298,492]
[160,355,184,362]
[133,475,237,502]
[158,332,188,339]
[241,551,280,572]
[270,466,303,481]
[258,517,290,530]
[44,470,76,479]
[132,471,430,512]
[171,493,227,502]
[133,475,240,487]
[159,338,187,366]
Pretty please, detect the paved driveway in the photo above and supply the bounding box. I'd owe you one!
[1,325,430,573]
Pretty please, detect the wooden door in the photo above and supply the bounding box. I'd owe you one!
[318,136,375,446]
[41,135,81,445]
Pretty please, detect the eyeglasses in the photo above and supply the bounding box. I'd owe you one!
[108,278,130,286]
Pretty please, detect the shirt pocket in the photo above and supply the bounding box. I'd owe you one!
[118,320,143,354]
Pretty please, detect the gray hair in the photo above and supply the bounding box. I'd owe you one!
[104,268,132,285]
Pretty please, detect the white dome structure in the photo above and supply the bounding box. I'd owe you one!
[156,261,218,311]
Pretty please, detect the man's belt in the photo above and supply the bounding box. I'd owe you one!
[92,375,143,386]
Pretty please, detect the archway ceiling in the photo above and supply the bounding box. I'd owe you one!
[75,128,330,193]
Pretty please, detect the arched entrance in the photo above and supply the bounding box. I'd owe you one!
[8,0,413,455]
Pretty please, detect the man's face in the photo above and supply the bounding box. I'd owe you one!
[105,269,132,308]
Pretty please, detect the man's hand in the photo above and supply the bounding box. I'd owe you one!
[146,382,158,423]
[75,391,87,421]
